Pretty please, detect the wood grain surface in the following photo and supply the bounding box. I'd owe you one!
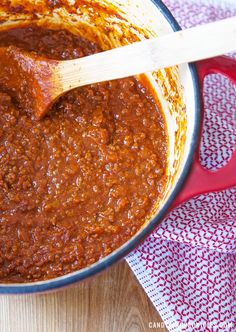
[0,261,167,332]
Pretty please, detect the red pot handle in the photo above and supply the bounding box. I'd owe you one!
[172,56,236,208]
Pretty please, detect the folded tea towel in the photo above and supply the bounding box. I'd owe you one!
[126,1,236,331]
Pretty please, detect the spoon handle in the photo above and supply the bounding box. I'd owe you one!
[58,16,236,91]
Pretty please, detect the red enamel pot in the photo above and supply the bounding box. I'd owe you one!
[0,0,235,293]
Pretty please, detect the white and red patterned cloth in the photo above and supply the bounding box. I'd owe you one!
[126,1,236,331]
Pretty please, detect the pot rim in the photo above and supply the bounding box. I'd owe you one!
[0,0,201,294]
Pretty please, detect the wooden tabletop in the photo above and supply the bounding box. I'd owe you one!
[0,261,167,332]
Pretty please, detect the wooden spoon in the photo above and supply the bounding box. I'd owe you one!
[0,16,236,119]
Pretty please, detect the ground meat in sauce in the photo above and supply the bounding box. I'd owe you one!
[0,27,168,282]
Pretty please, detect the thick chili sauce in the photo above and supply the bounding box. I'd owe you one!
[0,27,168,282]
